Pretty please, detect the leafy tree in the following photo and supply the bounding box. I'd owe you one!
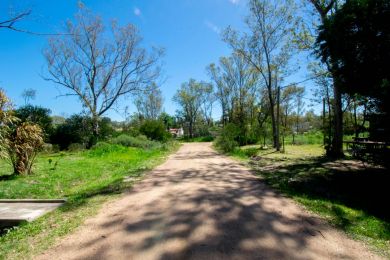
[158,112,178,130]
[316,0,390,116]
[215,123,240,152]
[43,5,163,140]
[304,0,345,157]
[207,60,233,126]
[50,114,113,150]
[199,82,215,127]
[14,105,53,140]
[223,0,297,151]
[280,85,304,142]
[173,79,209,138]
[139,120,170,141]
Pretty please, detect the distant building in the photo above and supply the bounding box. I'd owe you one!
[169,128,184,138]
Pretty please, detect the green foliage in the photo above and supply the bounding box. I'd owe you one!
[1,90,44,175]
[232,144,389,256]
[111,134,161,149]
[173,79,212,138]
[214,123,240,152]
[41,143,60,154]
[67,143,85,152]
[6,123,44,175]
[182,136,214,142]
[316,0,390,114]
[50,115,114,150]
[0,143,177,259]
[284,131,324,145]
[89,142,128,156]
[14,105,53,141]
[139,120,171,141]
[158,112,179,129]
[0,90,18,159]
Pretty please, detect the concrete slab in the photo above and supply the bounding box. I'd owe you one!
[0,199,65,228]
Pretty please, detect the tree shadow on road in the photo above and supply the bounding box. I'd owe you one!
[55,150,356,259]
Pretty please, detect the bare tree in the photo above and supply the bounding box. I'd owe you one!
[0,9,31,33]
[134,83,163,120]
[0,7,63,36]
[224,0,297,151]
[43,6,163,137]
[21,88,36,105]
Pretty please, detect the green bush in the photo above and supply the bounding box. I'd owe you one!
[41,143,60,154]
[14,105,53,141]
[67,143,85,152]
[200,136,214,142]
[89,142,127,156]
[214,123,240,153]
[139,120,171,141]
[50,115,114,150]
[111,134,161,149]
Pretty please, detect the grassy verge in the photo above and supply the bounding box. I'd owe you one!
[0,142,179,260]
[179,136,214,142]
[229,144,390,258]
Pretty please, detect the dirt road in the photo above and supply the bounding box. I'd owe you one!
[37,143,381,260]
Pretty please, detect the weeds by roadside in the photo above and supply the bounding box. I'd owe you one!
[228,144,390,257]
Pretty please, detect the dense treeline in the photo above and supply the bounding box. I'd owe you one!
[174,0,388,156]
[1,0,389,176]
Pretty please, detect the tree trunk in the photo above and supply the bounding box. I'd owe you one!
[267,88,280,151]
[90,114,100,148]
[189,120,193,138]
[330,80,344,157]
[353,100,358,138]
[275,86,281,151]
[92,115,99,137]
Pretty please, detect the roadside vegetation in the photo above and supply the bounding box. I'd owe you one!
[221,136,389,257]
[0,0,389,258]
[0,139,179,259]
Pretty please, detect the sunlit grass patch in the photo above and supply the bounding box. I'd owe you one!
[0,142,179,259]
[229,143,389,257]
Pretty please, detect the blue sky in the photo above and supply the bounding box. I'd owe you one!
[0,0,317,121]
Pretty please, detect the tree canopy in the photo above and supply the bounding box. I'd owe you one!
[316,0,390,114]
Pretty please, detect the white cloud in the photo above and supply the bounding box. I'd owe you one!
[134,7,141,16]
[204,20,220,34]
[229,0,240,4]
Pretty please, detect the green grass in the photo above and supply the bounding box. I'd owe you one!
[230,144,390,258]
[180,136,214,142]
[0,142,179,260]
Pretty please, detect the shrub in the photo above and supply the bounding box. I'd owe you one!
[111,134,161,149]
[0,89,17,159]
[67,143,85,152]
[214,123,240,153]
[14,105,53,141]
[139,120,171,141]
[89,142,128,156]
[50,114,114,150]
[198,136,214,142]
[41,143,60,154]
[242,148,259,157]
[1,90,44,175]
[6,123,44,175]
